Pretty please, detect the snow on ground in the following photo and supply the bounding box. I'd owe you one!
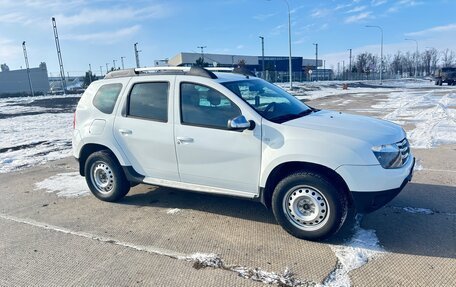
[323,216,385,287]
[401,207,434,215]
[372,91,456,148]
[35,172,89,197]
[0,113,73,173]
[0,94,76,173]
[166,208,182,214]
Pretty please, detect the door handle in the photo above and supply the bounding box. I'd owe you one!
[176,137,194,144]
[119,129,132,135]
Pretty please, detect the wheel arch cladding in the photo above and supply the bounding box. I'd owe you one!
[261,161,352,209]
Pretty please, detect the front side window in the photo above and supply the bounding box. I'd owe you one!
[93,83,122,114]
[180,83,241,129]
[128,82,169,122]
[222,79,313,123]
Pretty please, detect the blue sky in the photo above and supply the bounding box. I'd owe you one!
[1,0,455,76]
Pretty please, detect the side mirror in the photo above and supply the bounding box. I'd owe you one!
[228,115,254,131]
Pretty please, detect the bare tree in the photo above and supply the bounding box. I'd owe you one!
[441,48,455,67]
[429,48,439,73]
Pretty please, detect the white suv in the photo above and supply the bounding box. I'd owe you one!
[72,66,414,240]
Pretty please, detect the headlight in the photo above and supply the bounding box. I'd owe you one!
[372,143,402,169]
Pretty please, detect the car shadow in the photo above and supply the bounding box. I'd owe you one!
[119,185,277,225]
[119,182,455,259]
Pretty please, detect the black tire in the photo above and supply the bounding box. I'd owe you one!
[84,150,130,202]
[271,171,348,240]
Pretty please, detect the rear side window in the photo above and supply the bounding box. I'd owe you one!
[93,83,122,114]
[128,82,169,122]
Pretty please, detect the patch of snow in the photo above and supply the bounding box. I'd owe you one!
[402,207,434,215]
[181,253,316,286]
[0,113,73,173]
[35,172,89,197]
[181,253,225,269]
[372,91,456,148]
[166,208,182,214]
[323,215,384,287]
[414,159,424,171]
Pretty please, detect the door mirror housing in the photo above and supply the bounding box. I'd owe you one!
[228,115,254,131]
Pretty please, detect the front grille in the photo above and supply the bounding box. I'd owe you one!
[397,138,410,166]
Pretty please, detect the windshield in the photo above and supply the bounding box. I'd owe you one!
[222,79,312,123]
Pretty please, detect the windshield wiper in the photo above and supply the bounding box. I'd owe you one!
[270,109,313,123]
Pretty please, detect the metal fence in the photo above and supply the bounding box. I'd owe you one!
[258,71,420,83]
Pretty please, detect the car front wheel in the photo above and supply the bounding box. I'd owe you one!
[272,171,348,240]
[85,150,130,202]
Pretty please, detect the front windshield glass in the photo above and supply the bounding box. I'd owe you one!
[222,79,312,123]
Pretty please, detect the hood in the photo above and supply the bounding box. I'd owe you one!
[283,110,405,145]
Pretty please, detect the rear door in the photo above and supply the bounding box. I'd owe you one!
[113,75,179,181]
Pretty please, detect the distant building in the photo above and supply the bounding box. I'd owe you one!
[168,52,323,72]
[0,62,50,95]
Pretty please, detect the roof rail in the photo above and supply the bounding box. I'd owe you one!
[135,67,190,73]
[104,65,253,80]
[104,68,138,79]
[206,67,234,72]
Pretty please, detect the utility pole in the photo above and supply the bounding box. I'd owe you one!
[343,60,345,80]
[88,64,92,82]
[113,59,117,70]
[348,48,352,80]
[259,36,265,79]
[121,56,126,69]
[22,41,34,96]
[313,43,318,81]
[323,60,326,81]
[100,66,103,77]
[134,42,141,68]
[106,63,110,73]
[197,46,207,63]
[52,17,67,92]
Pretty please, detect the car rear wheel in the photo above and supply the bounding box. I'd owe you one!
[272,171,348,240]
[85,150,130,202]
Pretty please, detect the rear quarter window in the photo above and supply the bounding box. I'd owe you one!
[92,83,123,114]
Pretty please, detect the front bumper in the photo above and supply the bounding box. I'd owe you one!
[351,157,415,213]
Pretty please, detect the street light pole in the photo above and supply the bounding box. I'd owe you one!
[365,25,383,84]
[100,66,103,77]
[134,42,141,68]
[113,59,117,70]
[197,46,207,64]
[121,56,126,69]
[106,63,110,73]
[348,48,352,80]
[313,43,318,82]
[405,38,419,79]
[284,0,292,88]
[88,64,92,82]
[259,36,265,79]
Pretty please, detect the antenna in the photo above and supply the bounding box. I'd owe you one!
[52,17,67,92]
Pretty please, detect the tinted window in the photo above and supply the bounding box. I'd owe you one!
[93,83,122,114]
[180,83,241,129]
[128,82,169,122]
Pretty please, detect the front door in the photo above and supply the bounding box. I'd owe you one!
[174,81,261,195]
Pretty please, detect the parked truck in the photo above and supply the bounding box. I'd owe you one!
[434,67,456,86]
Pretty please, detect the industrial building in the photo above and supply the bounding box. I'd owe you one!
[0,63,50,95]
[168,52,322,73]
